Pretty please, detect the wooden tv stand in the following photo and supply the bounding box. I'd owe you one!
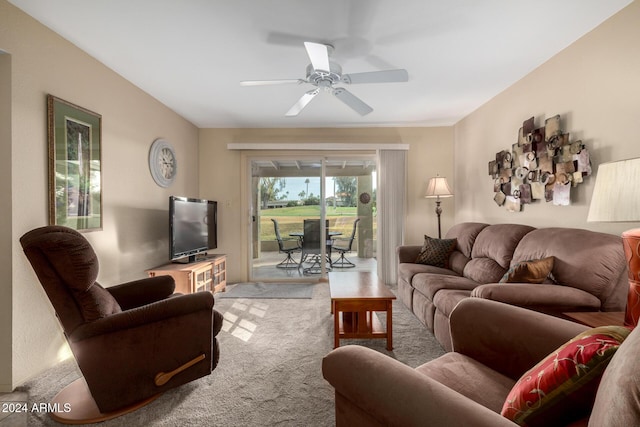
[146,255,226,294]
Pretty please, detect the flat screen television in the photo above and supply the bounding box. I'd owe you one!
[169,196,217,263]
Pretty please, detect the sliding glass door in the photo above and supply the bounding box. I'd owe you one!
[248,155,377,281]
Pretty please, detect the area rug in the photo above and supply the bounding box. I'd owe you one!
[19,282,445,426]
[218,282,314,299]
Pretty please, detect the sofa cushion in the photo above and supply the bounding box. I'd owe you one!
[417,352,515,413]
[499,256,555,284]
[411,291,437,329]
[397,262,460,289]
[471,283,602,313]
[413,273,478,301]
[510,228,627,311]
[444,222,489,275]
[415,236,457,268]
[432,289,471,318]
[464,258,508,285]
[444,222,489,258]
[501,325,631,427]
[464,224,535,284]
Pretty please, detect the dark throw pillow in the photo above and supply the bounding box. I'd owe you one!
[499,256,555,284]
[501,325,631,427]
[414,235,457,269]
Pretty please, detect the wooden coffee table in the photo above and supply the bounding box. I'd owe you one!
[329,271,396,350]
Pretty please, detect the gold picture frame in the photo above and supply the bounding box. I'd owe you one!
[47,95,102,231]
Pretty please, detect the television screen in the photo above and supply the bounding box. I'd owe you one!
[170,196,217,262]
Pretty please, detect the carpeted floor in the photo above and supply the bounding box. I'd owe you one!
[19,282,445,426]
[218,282,315,299]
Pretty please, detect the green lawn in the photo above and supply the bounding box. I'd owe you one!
[260,205,356,217]
[260,205,360,240]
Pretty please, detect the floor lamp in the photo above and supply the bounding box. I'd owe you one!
[424,175,453,239]
[587,157,640,327]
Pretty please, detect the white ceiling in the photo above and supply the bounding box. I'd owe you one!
[9,0,632,128]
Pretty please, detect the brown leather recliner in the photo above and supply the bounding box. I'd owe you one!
[20,225,223,422]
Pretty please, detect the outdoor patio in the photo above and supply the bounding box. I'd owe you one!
[251,250,377,280]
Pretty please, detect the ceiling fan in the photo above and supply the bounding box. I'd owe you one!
[240,42,408,117]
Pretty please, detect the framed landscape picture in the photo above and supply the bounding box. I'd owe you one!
[47,95,102,231]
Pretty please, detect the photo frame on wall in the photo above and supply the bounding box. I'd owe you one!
[47,95,102,231]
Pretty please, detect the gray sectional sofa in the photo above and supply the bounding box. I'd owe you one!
[397,222,628,350]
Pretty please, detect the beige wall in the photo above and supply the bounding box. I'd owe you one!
[454,1,640,237]
[199,127,454,282]
[1,1,199,389]
[0,52,11,391]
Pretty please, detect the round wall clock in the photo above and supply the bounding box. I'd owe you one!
[149,138,177,188]
[359,192,371,204]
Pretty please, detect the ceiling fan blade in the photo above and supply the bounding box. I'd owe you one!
[304,42,331,72]
[332,88,373,116]
[285,89,319,117]
[240,79,304,86]
[341,69,409,84]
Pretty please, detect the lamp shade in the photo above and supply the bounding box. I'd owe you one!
[587,157,640,222]
[587,157,640,326]
[425,175,453,199]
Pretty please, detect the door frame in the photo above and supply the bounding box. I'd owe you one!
[234,143,409,283]
[243,151,378,281]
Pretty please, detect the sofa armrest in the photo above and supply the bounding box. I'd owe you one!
[397,245,422,263]
[107,275,176,310]
[69,291,214,341]
[322,345,515,427]
[450,298,588,380]
[470,283,602,312]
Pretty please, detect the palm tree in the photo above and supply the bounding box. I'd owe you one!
[304,178,310,196]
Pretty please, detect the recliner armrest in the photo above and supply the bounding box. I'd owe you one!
[69,291,214,341]
[68,291,217,412]
[107,275,176,310]
[450,298,588,380]
[322,345,515,427]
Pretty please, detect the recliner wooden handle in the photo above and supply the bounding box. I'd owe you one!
[154,354,206,386]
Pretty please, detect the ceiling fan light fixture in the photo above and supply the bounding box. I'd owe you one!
[306,62,342,86]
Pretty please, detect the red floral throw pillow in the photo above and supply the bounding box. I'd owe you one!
[501,326,631,426]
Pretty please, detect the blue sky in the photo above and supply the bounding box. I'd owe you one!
[276,175,377,200]
[278,177,329,200]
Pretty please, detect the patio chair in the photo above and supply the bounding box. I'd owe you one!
[299,219,332,274]
[331,218,360,268]
[271,218,301,268]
